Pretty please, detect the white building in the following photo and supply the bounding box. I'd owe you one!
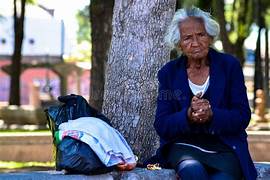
[0,2,74,63]
[0,2,90,104]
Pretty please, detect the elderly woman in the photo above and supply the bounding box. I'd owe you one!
[152,7,257,180]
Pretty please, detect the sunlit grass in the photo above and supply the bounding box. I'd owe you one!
[0,130,51,136]
[0,161,55,169]
[0,129,50,133]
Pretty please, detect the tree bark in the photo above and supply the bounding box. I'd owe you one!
[234,38,246,65]
[264,27,269,107]
[253,0,264,108]
[254,26,263,108]
[197,0,212,12]
[9,0,26,105]
[89,0,114,111]
[102,0,176,161]
[212,0,233,54]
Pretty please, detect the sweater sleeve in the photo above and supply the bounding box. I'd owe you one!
[208,60,251,135]
[154,69,191,141]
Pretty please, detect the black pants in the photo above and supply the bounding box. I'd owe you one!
[166,143,242,180]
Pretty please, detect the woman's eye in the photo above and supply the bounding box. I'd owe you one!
[199,33,206,37]
[183,36,191,41]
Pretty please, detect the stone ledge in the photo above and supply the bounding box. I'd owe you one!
[0,164,270,180]
[0,133,53,162]
[0,168,176,180]
[256,162,270,179]
[248,131,270,162]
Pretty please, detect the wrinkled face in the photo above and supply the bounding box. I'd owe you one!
[179,17,213,60]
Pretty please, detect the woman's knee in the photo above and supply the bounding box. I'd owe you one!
[176,159,208,180]
[177,159,203,170]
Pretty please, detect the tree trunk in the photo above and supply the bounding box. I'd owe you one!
[102,0,176,161]
[89,0,114,111]
[253,0,264,108]
[212,0,233,54]
[9,0,26,105]
[233,0,252,65]
[197,0,212,12]
[233,38,246,65]
[264,28,269,107]
[176,0,181,9]
[254,27,263,107]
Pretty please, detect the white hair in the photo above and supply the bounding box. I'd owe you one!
[164,6,220,51]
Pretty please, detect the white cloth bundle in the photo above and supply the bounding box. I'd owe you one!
[58,117,136,167]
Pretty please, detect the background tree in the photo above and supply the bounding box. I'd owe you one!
[9,0,27,105]
[213,0,253,65]
[253,0,263,107]
[102,0,176,161]
[264,23,270,107]
[260,0,270,108]
[176,0,182,9]
[89,0,114,111]
[253,0,270,108]
[9,0,36,105]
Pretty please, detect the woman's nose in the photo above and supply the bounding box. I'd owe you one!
[191,36,199,46]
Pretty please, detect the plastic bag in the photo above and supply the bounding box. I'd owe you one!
[56,137,112,174]
[46,94,111,138]
[45,94,112,174]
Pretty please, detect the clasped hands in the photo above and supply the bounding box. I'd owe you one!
[187,92,213,124]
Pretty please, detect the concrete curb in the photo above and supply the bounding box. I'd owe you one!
[0,168,176,180]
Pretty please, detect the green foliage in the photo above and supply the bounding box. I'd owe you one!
[225,0,253,43]
[180,0,212,11]
[262,1,270,28]
[26,0,36,4]
[64,41,91,62]
[181,0,198,8]
[76,5,91,43]
[229,32,238,43]
[73,5,91,62]
[266,9,270,27]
